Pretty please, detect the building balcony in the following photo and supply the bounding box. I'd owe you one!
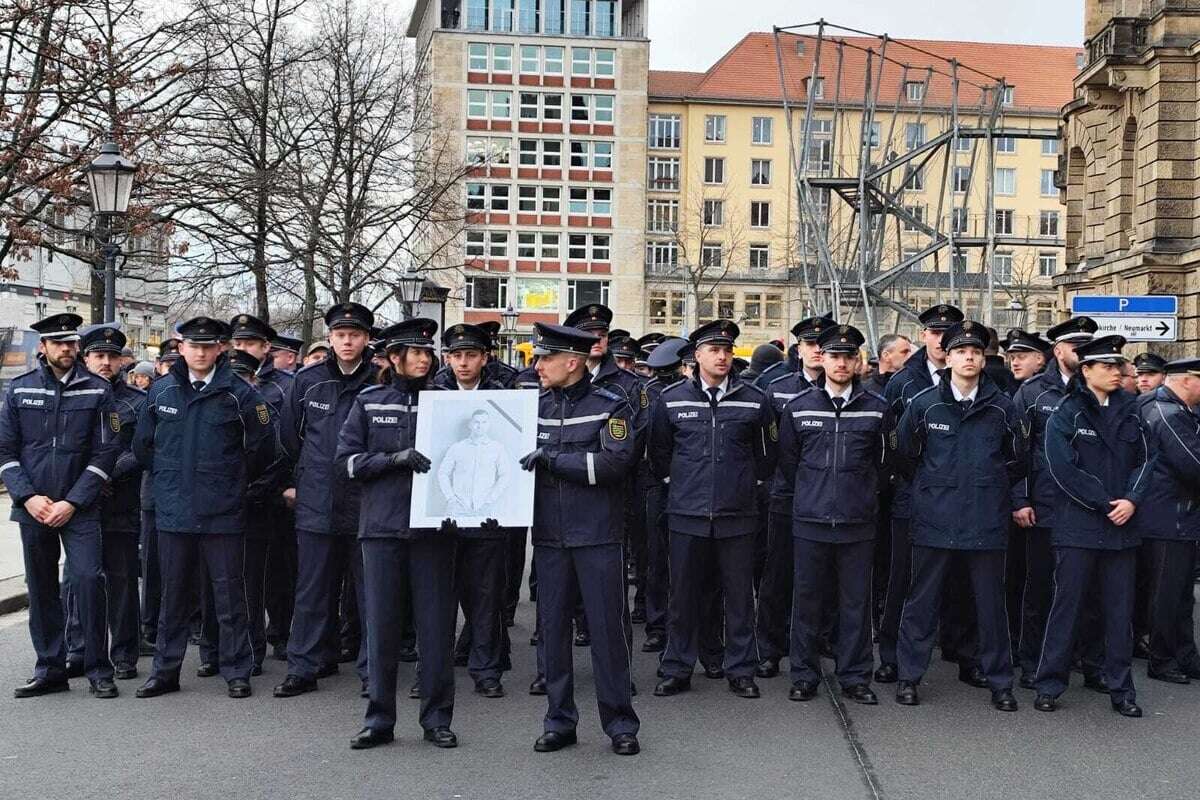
[442,0,645,38]
[1079,17,1149,86]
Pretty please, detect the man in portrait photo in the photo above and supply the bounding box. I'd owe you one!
[437,409,514,517]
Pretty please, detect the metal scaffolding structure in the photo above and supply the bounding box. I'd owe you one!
[773,20,1059,350]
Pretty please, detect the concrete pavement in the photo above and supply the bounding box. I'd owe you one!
[0,511,27,614]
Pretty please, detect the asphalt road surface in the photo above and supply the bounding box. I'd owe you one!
[1,586,1198,800]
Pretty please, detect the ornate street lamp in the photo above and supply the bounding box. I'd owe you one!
[396,266,425,320]
[86,141,137,323]
[500,304,519,365]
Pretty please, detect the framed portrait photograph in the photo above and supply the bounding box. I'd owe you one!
[409,388,538,529]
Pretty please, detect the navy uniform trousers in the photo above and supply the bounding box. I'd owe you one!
[755,511,795,664]
[877,517,911,667]
[791,537,874,687]
[200,538,270,668]
[661,531,758,680]
[288,532,367,682]
[1034,546,1137,703]
[21,518,112,683]
[643,483,669,638]
[1145,540,1200,674]
[140,508,162,644]
[64,529,141,669]
[361,536,456,734]
[453,537,511,683]
[152,531,252,682]
[504,528,529,621]
[897,546,1013,690]
[535,542,638,737]
[264,509,297,652]
[1016,527,1054,677]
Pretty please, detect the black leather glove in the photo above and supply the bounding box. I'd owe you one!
[519,448,550,471]
[390,449,431,473]
[439,517,459,535]
[480,518,502,532]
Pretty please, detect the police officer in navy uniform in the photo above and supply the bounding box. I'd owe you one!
[337,318,459,750]
[1,314,121,699]
[651,320,775,700]
[609,332,651,623]
[1133,352,1167,395]
[777,324,892,704]
[478,320,520,388]
[270,334,303,374]
[434,323,513,698]
[1033,335,1149,717]
[875,303,965,685]
[133,317,275,699]
[140,338,181,653]
[274,302,375,698]
[1010,316,1099,688]
[755,313,833,678]
[505,355,542,630]
[519,322,640,756]
[893,319,1027,711]
[1137,358,1200,683]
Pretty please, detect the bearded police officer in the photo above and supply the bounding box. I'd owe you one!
[519,322,640,756]
[2,314,121,699]
[651,320,775,700]
[893,320,1027,711]
[1034,335,1150,717]
[133,317,275,700]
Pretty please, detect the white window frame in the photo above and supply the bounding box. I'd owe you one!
[752,116,773,145]
[1040,169,1057,197]
[702,199,724,227]
[750,200,770,229]
[748,244,770,271]
[750,159,772,186]
[995,167,1016,196]
[648,114,681,149]
[905,81,925,102]
[705,114,727,143]
[704,156,725,185]
[647,156,680,190]
[1038,252,1058,277]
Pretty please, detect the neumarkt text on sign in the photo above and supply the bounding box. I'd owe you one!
[1093,316,1177,342]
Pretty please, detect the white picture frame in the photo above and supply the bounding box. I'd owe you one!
[409,388,538,529]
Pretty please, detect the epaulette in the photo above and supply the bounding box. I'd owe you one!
[767,372,797,388]
[592,386,622,403]
[662,377,688,393]
[359,383,386,394]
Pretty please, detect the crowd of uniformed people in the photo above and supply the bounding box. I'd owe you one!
[2,296,1199,756]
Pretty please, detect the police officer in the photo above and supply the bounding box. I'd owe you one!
[270,334,303,374]
[336,318,458,750]
[875,303,964,685]
[274,302,375,698]
[1002,329,1048,384]
[140,338,181,651]
[608,332,650,623]
[893,320,1026,711]
[756,313,834,678]
[651,320,774,700]
[133,317,275,699]
[634,333,665,379]
[434,323,512,698]
[1,314,120,699]
[478,320,520,388]
[1033,335,1149,717]
[1010,316,1099,688]
[1133,353,1167,395]
[519,322,640,756]
[1137,358,1200,683]
[505,356,541,630]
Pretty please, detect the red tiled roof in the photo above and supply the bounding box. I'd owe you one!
[649,32,1082,112]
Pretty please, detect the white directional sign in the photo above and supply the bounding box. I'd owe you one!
[1093,316,1177,342]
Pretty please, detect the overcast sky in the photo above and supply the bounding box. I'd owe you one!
[646,0,1084,71]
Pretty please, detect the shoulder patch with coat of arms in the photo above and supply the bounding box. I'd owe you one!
[256,403,270,425]
[608,417,628,441]
[640,388,649,408]
[768,420,778,442]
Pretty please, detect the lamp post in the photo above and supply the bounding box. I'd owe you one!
[396,266,425,320]
[86,141,137,323]
[500,304,519,366]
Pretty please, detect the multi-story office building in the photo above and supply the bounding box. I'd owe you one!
[406,0,650,333]
[645,33,1083,344]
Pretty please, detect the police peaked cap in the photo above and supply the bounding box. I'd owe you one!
[229,313,277,342]
[442,323,491,352]
[532,322,598,356]
[176,316,230,343]
[563,303,613,332]
[608,335,640,360]
[1164,357,1200,376]
[271,334,304,354]
[324,302,375,332]
[817,324,865,354]
[477,320,502,348]
[1075,334,1127,364]
[918,304,964,332]
[32,313,83,341]
[379,318,438,351]
[791,312,836,341]
[1046,316,1098,344]
[1133,352,1167,374]
[940,319,988,351]
[645,336,690,370]
[689,319,740,347]
[80,324,126,354]
[1001,328,1047,354]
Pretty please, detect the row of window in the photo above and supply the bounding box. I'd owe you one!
[468,183,613,215]
[468,90,614,124]
[645,240,774,271]
[466,230,611,261]
[468,42,615,78]
[649,114,775,149]
[465,275,610,312]
[649,289,785,330]
[900,206,1062,237]
[646,199,773,232]
[900,248,1059,279]
[462,0,619,37]
[466,136,614,170]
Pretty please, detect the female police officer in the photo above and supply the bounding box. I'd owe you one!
[335,318,459,750]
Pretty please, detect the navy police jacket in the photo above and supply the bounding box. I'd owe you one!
[280,357,375,536]
[1044,383,1149,550]
[244,392,291,539]
[649,374,775,537]
[514,364,540,390]
[530,374,637,548]
[335,374,431,540]
[256,361,294,414]
[0,358,120,523]
[765,371,814,513]
[883,347,939,519]
[133,355,275,535]
[895,372,1027,550]
[777,381,892,541]
[1137,385,1200,541]
[1011,359,1073,524]
[101,378,146,534]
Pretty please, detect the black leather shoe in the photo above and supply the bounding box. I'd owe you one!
[453,651,469,667]
[196,662,218,678]
[251,664,263,677]
[271,644,288,661]
[475,678,505,698]
[842,684,879,705]
[89,678,119,699]
[789,681,818,701]
[409,683,420,699]
[424,726,458,748]
[65,661,85,679]
[1018,672,1036,690]
[1182,664,1200,680]
[653,676,691,697]
[114,664,138,681]
[274,674,318,697]
[1083,673,1110,693]
[350,727,393,750]
[135,677,180,698]
[529,676,547,695]
[957,665,989,688]
[991,689,1018,712]
[534,730,577,752]
[315,663,339,679]
[397,646,419,663]
[1133,637,1151,660]
[338,647,356,664]
[1112,699,1143,718]
[895,681,920,706]
[642,632,666,653]
[611,733,639,755]
[1148,667,1190,685]
[1033,694,1057,712]
[728,676,760,698]
[755,658,780,679]
[573,631,591,647]
[873,663,898,684]
[228,679,252,698]
[14,677,70,698]
[360,681,369,698]
[702,664,725,680]
[529,631,540,646]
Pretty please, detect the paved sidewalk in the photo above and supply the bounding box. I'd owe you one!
[0,493,28,614]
